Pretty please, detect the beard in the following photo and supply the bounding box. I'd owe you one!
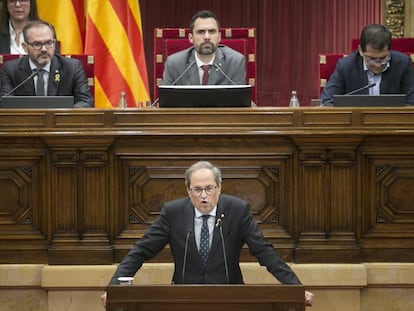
[197,42,217,55]
[31,51,53,67]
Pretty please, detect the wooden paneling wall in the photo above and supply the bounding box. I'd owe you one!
[0,108,414,264]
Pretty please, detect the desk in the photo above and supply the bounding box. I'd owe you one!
[0,107,413,264]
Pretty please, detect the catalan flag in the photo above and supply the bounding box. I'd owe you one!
[85,0,150,108]
[37,0,85,54]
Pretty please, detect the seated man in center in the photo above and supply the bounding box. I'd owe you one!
[163,10,246,86]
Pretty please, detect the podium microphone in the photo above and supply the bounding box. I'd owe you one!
[171,61,196,85]
[346,82,377,95]
[0,70,39,100]
[156,61,196,107]
[216,213,229,283]
[181,229,192,283]
[213,63,236,85]
[322,82,376,106]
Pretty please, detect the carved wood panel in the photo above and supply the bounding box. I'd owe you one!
[0,108,413,264]
[0,138,47,263]
[359,136,414,261]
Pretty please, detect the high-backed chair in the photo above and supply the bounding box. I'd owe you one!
[318,53,347,95]
[0,54,21,89]
[0,54,21,80]
[154,27,257,103]
[0,54,94,97]
[63,54,95,97]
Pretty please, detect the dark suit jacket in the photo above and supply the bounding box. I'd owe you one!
[0,54,93,107]
[109,194,301,285]
[163,45,246,85]
[320,50,414,105]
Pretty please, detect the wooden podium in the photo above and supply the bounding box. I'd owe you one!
[106,284,305,311]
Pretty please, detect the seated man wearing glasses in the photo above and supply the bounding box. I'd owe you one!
[0,20,93,107]
[101,160,314,308]
[320,24,414,106]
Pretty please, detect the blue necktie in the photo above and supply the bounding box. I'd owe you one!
[199,215,210,266]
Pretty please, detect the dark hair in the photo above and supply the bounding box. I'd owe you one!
[360,24,392,52]
[189,10,220,34]
[23,20,56,42]
[0,0,39,34]
[185,161,222,189]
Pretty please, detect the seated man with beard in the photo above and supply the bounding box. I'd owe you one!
[162,10,246,86]
[0,20,93,107]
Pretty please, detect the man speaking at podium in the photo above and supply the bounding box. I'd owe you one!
[0,20,93,108]
[163,10,246,86]
[102,161,314,307]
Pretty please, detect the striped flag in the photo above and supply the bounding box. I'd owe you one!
[85,0,150,108]
[37,0,85,54]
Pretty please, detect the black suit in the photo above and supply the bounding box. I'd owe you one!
[110,194,301,285]
[321,50,414,105]
[0,54,93,107]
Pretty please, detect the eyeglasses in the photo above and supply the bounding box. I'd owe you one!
[189,185,217,196]
[363,54,390,66]
[26,40,56,50]
[8,0,30,5]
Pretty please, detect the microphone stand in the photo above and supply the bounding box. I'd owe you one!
[212,63,236,85]
[0,70,39,101]
[181,229,192,283]
[321,82,377,106]
[171,61,196,85]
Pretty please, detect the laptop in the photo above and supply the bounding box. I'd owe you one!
[158,85,252,108]
[333,94,407,107]
[0,96,74,108]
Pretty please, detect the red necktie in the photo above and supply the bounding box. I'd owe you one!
[201,65,211,85]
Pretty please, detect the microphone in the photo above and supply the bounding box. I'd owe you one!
[212,63,236,85]
[0,70,38,99]
[322,82,376,106]
[181,229,192,283]
[156,61,196,106]
[171,61,196,85]
[216,213,229,284]
[346,82,377,95]
[215,213,225,227]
